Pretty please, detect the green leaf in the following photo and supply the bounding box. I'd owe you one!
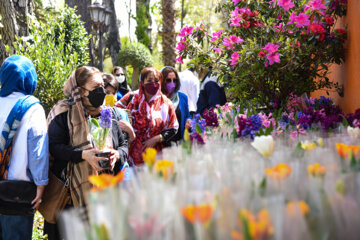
[342,115,349,127]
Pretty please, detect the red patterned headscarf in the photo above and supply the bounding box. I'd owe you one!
[118,77,178,165]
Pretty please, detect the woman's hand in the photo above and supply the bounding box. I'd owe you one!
[109,149,120,169]
[82,149,108,171]
[119,120,136,141]
[32,185,45,210]
[142,135,161,151]
[185,119,192,129]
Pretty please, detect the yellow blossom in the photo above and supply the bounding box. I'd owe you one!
[265,163,292,180]
[301,141,317,151]
[104,95,117,107]
[142,148,157,168]
[307,163,326,177]
[154,160,174,180]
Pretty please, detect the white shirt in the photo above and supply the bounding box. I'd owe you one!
[0,92,48,184]
[179,70,200,113]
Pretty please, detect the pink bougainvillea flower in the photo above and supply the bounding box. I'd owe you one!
[178,26,194,38]
[263,43,279,53]
[275,23,285,32]
[210,30,223,41]
[213,48,223,53]
[231,7,240,18]
[232,0,242,5]
[176,42,186,53]
[295,13,310,28]
[239,7,252,15]
[287,12,297,25]
[230,52,240,66]
[290,131,298,138]
[266,52,280,65]
[277,0,295,12]
[223,35,243,49]
[174,56,184,64]
[230,16,242,27]
[258,50,267,57]
[324,15,334,25]
[306,0,327,11]
[229,35,244,43]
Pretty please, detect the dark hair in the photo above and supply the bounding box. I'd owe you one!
[112,66,124,75]
[75,66,101,87]
[140,67,162,83]
[103,73,119,91]
[161,66,180,95]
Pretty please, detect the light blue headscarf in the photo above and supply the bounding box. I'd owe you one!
[0,56,39,178]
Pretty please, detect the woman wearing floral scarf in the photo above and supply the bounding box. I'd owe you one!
[117,67,178,165]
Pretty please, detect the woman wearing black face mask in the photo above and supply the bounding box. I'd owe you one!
[44,66,128,239]
[112,66,131,100]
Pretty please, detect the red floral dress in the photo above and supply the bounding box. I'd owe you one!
[117,84,178,165]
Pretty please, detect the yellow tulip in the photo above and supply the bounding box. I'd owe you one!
[154,160,174,180]
[142,148,157,169]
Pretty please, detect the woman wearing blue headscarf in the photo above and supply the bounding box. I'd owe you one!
[0,55,49,239]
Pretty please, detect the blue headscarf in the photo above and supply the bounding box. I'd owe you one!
[0,55,39,179]
[0,55,37,97]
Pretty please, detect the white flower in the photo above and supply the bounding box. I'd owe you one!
[251,135,275,158]
[347,126,360,139]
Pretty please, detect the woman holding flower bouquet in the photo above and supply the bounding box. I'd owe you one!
[44,66,128,239]
[117,67,179,165]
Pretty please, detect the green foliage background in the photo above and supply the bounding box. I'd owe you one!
[8,7,90,113]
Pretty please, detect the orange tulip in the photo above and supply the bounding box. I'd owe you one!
[181,203,214,224]
[286,201,310,217]
[307,163,326,177]
[154,160,174,180]
[89,169,126,191]
[336,143,360,159]
[232,208,274,240]
[265,163,292,180]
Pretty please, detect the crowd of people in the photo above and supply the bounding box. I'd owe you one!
[0,55,226,239]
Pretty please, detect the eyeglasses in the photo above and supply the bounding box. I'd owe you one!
[116,73,125,77]
[165,78,178,83]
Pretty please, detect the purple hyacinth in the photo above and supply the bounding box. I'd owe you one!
[203,108,219,127]
[189,132,205,145]
[100,106,112,129]
[240,114,263,139]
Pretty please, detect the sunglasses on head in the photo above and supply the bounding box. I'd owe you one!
[165,78,178,83]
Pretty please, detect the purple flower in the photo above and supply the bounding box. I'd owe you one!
[100,106,112,129]
[241,114,263,139]
[189,132,205,145]
[203,108,219,127]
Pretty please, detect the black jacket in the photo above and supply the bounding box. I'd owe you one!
[48,111,128,179]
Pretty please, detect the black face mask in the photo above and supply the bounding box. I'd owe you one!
[83,86,106,108]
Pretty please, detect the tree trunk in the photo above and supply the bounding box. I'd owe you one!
[65,0,95,66]
[103,0,121,67]
[0,0,33,65]
[132,68,140,90]
[161,0,176,67]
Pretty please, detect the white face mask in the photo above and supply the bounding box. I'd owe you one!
[117,76,126,83]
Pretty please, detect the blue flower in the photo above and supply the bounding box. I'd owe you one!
[100,107,112,129]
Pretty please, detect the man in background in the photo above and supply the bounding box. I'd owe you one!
[178,67,200,116]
